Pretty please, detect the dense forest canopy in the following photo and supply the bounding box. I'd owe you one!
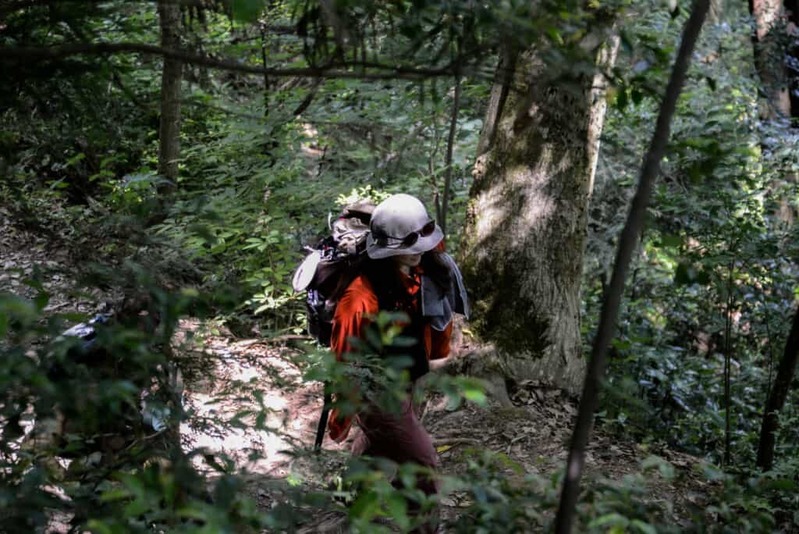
[1,0,799,532]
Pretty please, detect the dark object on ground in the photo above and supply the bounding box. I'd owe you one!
[29,308,183,464]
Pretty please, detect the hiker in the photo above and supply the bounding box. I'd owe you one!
[326,193,468,530]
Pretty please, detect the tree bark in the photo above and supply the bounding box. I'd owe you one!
[475,44,517,157]
[440,75,462,236]
[554,1,710,531]
[157,0,183,187]
[749,0,792,118]
[460,29,618,395]
[0,42,461,81]
[756,305,799,471]
[788,0,799,119]
[709,0,724,24]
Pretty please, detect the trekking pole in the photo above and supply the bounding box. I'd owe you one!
[314,388,332,452]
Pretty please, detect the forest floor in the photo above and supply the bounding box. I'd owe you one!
[175,325,714,532]
[0,210,716,532]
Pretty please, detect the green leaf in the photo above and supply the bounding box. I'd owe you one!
[231,0,264,23]
[612,338,632,351]
[659,234,682,248]
[463,387,486,405]
[589,513,629,529]
[66,152,86,167]
[759,477,796,491]
[631,519,659,534]
[85,520,115,534]
[386,494,409,530]
[389,335,417,348]
[33,290,49,311]
[641,455,675,480]
[0,294,38,330]
[98,487,132,503]
[349,490,380,520]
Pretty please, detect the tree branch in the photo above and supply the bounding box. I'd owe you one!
[0,42,460,81]
[291,77,324,116]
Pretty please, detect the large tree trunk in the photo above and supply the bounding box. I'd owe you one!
[157,0,183,187]
[460,34,618,395]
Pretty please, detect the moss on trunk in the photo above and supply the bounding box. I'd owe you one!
[461,38,617,394]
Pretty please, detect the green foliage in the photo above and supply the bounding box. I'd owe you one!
[0,2,158,208]
[688,461,799,532]
[3,0,799,530]
[445,451,554,532]
[583,19,799,534]
[87,458,265,533]
[230,0,265,23]
[1,289,189,531]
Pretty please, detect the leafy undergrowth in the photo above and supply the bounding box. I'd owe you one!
[0,212,771,533]
[175,325,713,532]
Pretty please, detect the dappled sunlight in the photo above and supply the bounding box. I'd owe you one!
[473,162,558,249]
[300,122,325,159]
[177,322,332,478]
[175,321,706,531]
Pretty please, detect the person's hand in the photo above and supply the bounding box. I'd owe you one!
[429,356,451,372]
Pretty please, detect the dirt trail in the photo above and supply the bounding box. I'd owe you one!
[176,324,335,476]
[0,211,106,314]
[174,324,706,530]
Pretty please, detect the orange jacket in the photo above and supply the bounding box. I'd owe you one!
[327,270,452,442]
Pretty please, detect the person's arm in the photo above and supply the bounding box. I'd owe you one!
[425,321,453,371]
[328,276,377,442]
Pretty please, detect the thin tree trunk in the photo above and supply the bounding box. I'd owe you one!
[787,0,799,118]
[261,23,270,118]
[709,0,724,24]
[756,305,799,471]
[749,0,792,118]
[440,75,461,236]
[158,0,183,188]
[722,259,735,467]
[587,33,620,197]
[475,44,517,157]
[554,1,710,531]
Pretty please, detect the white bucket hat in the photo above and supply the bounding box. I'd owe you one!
[366,194,444,259]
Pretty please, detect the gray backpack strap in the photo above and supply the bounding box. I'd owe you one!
[421,252,469,332]
[442,252,469,318]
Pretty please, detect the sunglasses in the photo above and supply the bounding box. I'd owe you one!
[372,220,437,249]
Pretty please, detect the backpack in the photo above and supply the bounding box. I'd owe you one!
[292,201,375,451]
[292,200,375,346]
